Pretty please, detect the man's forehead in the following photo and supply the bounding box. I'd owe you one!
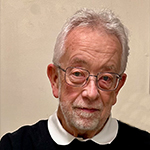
[65,27,122,53]
[61,27,122,72]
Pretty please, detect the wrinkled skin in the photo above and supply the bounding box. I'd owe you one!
[47,27,127,139]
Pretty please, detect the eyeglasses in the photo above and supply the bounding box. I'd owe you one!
[57,65,122,91]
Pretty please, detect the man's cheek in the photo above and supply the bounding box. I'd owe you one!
[100,91,116,106]
[60,84,80,101]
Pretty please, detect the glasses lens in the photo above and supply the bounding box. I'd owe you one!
[97,73,119,91]
[62,66,120,91]
[65,67,89,86]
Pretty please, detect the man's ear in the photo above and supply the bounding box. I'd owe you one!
[115,73,127,95]
[47,64,59,98]
[112,73,127,106]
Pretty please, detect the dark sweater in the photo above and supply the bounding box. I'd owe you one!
[0,120,150,149]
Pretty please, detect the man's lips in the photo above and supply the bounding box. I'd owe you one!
[73,107,100,113]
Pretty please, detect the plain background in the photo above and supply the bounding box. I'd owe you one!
[0,0,150,137]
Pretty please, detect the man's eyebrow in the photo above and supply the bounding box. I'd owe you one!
[100,65,117,72]
[70,58,88,65]
[69,58,118,72]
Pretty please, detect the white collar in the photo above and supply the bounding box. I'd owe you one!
[48,111,118,145]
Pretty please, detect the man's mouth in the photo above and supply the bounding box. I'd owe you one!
[74,107,100,113]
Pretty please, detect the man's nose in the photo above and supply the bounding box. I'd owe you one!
[82,77,100,101]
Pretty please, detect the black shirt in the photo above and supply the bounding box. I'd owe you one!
[0,120,150,149]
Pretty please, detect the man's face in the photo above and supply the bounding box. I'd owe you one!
[49,27,126,137]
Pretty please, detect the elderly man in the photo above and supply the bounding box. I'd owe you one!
[0,8,150,149]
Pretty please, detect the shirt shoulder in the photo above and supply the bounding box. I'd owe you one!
[0,120,54,150]
[116,121,150,146]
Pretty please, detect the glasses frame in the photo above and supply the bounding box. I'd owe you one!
[57,65,122,91]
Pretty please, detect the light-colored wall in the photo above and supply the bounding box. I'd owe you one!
[0,0,150,137]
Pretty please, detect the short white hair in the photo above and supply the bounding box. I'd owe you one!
[53,8,129,73]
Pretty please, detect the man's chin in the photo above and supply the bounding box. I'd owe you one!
[70,115,100,131]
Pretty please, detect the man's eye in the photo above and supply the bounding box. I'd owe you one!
[102,76,109,81]
[73,72,82,77]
